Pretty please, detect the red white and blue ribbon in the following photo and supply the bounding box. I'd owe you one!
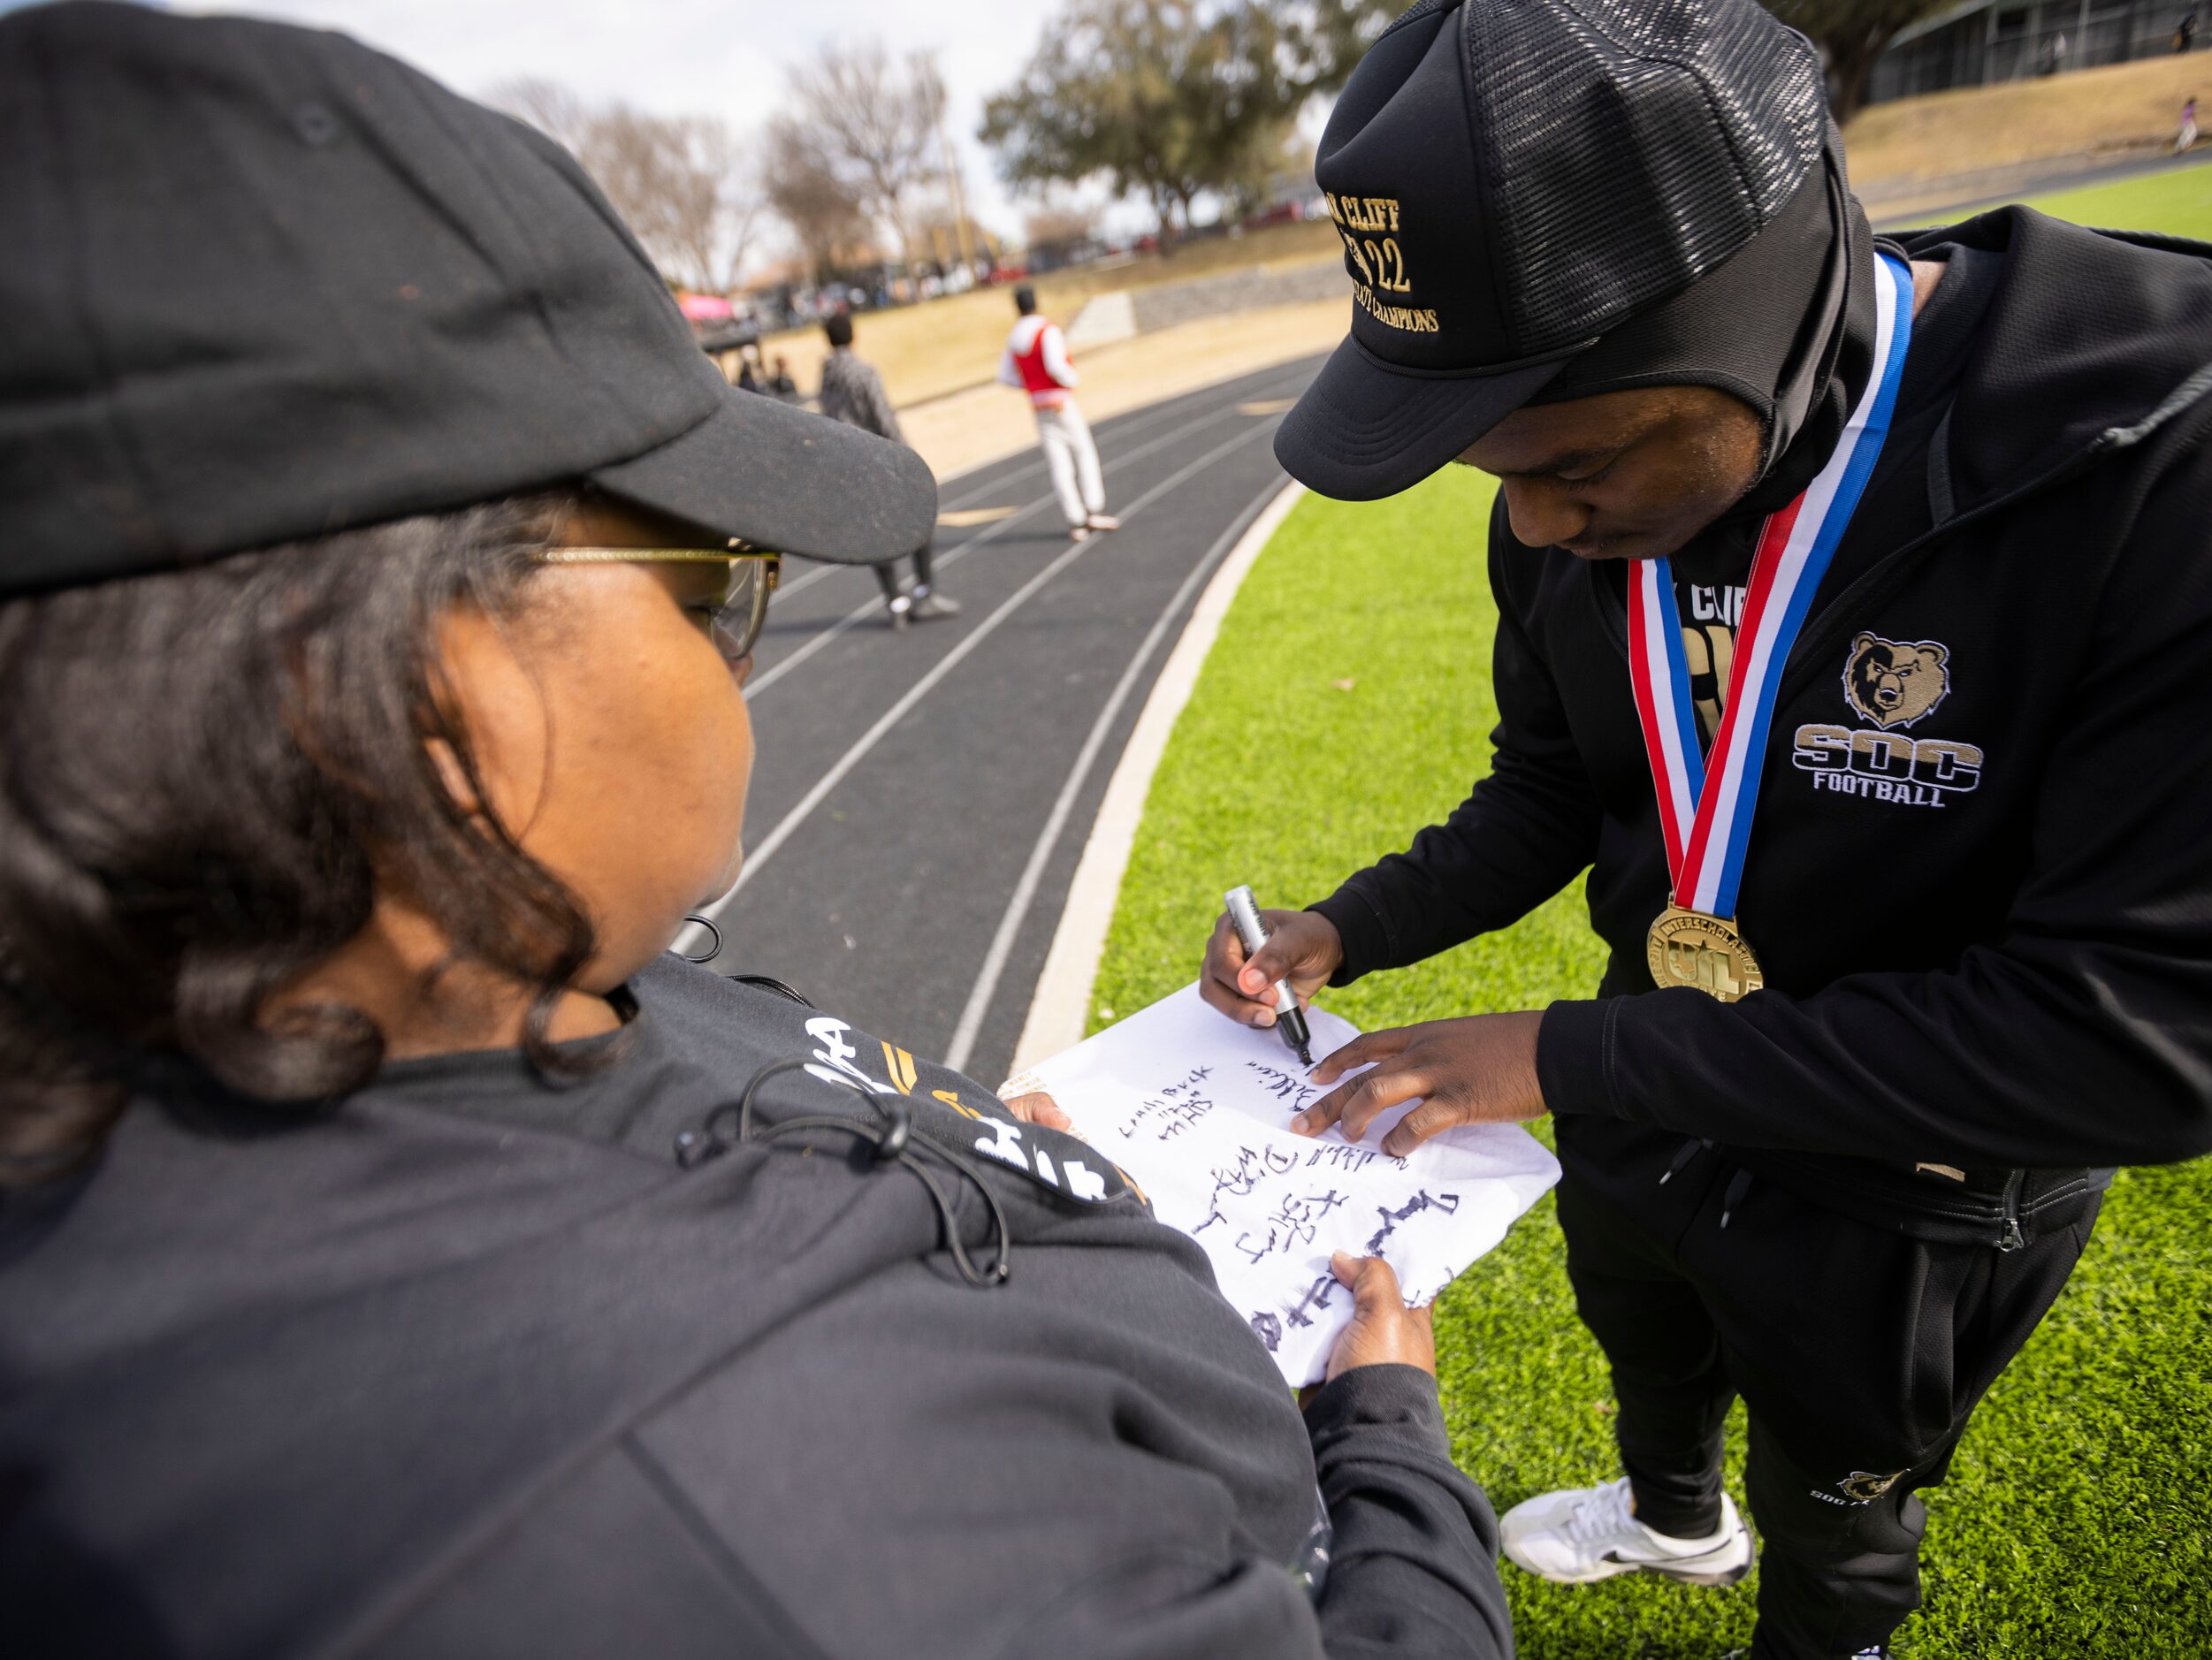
[1628,251,1915,920]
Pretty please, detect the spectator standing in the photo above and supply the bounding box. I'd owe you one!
[767,353,799,401]
[2177,8,2197,52]
[816,313,957,627]
[2178,94,2200,151]
[999,284,1121,541]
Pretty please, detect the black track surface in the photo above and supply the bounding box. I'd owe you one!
[692,355,1325,1087]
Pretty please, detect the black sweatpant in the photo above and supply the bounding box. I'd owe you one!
[1553,1116,2096,1659]
[871,543,936,603]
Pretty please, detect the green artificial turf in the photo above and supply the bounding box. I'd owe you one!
[1087,455,2212,1651]
[1899,152,2212,238]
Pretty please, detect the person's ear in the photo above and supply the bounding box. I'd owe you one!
[422,733,484,819]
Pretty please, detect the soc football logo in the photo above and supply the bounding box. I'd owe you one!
[1793,630,1980,809]
[1842,631,1950,730]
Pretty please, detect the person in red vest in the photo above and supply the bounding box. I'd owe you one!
[997,285,1121,541]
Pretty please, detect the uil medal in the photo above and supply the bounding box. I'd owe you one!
[1626,253,1916,999]
[1646,905,1764,1002]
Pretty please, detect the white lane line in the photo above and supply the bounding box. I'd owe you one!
[941,475,1293,1075]
[744,498,1055,698]
[716,416,1284,902]
[764,377,1296,606]
[744,372,1310,702]
[1006,479,1306,1077]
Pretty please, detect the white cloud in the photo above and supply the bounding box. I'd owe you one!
[185,0,1096,247]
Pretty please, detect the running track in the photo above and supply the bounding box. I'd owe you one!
[687,355,1325,1087]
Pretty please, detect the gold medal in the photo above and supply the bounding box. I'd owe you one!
[1646,905,1765,1002]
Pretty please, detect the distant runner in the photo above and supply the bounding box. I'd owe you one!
[998,284,1121,541]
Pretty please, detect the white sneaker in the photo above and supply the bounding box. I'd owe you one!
[1499,1477,1754,1587]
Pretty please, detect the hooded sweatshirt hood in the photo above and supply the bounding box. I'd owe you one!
[1533,135,1875,510]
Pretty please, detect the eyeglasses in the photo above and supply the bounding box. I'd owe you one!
[538,546,782,663]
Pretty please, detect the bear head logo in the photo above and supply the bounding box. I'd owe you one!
[1840,1469,1906,1502]
[1843,632,1949,730]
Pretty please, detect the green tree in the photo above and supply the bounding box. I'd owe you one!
[980,0,1391,236]
[1760,0,1960,122]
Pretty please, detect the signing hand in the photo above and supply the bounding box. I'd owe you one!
[1294,1012,1547,1156]
[1200,906,1343,1030]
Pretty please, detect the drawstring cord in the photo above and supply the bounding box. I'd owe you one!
[1655,1137,1753,1227]
[673,1058,1011,1289]
[1659,1138,1714,1185]
[1719,1168,1754,1229]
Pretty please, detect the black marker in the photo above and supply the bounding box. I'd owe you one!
[1225,885,1314,1068]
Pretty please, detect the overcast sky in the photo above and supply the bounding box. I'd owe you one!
[166,0,1124,252]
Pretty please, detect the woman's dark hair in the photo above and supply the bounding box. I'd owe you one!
[0,499,599,1180]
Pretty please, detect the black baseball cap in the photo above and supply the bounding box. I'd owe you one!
[1274,0,1828,501]
[0,2,937,598]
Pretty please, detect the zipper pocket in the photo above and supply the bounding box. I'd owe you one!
[1996,1169,2025,1253]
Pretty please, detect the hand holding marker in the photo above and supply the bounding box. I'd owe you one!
[1225,885,1315,1069]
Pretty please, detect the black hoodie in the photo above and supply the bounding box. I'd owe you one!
[1311,209,2212,1241]
[0,956,1514,1659]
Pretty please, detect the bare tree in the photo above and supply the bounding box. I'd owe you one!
[492,81,764,293]
[786,44,946,264]
[495,76,593,154]
[763,116,875,283]
[656,118,764,293]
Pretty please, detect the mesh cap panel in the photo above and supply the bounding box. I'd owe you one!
[1469,0,1825,354]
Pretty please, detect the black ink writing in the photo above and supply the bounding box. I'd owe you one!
[1366,1189,1461,1255]
[1115,1066,1220,1139]
[1285,1273,1341,1329]
[1209,1147,1267,1201]
[1305,1143,1380,1172]
[1267,1189,1347,1250]
[1245,1061,1319,1114]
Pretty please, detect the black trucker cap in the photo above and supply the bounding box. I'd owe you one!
[1274,0,1827,501]
[0,2,937,598]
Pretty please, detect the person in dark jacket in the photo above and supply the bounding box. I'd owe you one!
[0,8,1513,1657]
[817,312,959,628]
[1201,3,2212,1657]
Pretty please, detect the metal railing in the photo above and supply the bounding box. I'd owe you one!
[1870,2,2201,105]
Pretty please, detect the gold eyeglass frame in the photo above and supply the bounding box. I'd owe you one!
[538,544,782,660]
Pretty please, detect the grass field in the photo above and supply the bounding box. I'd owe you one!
[1946,157,2212,240]
[1086,173,2212,1656]
[1843,51,2210,207]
